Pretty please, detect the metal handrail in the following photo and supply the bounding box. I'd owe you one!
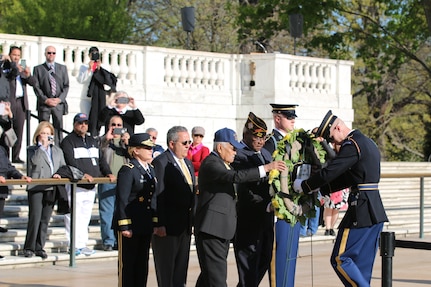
[381,172,430,239]
[1,171,429,268]
[1,177,115,267]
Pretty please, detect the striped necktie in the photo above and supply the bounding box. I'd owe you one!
[49,65,56,96]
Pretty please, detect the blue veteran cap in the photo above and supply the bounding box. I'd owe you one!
[214,128,243,149]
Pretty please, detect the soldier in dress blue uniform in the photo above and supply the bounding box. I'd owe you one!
[294,110,388,287]
[263,103,301,287]
[113,133,156,287]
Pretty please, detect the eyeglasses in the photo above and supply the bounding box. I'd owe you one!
[47,52,56,55]
[178,140,192,146]
[193,134,204,138]
[111,123,122,127]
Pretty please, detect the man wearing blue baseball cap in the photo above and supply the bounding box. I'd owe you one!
[195,127,286,287]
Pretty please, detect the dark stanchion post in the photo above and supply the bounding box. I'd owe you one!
[26,110,31,175]
[380,231,395,287]
[69,183,77,267]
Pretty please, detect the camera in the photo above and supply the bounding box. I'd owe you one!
[113,128,127,135]
[116,97,130,104]
[91,52,100,61]
[48,135,54,142]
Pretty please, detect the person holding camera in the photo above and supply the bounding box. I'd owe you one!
[98,115,130,251]
[4,46,37,163]
[24,121,66,259]
[99,91,145,135]
[77,46,117,137]
[33,46,69,145]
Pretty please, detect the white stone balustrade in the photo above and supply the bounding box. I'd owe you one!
[0,33,353,160]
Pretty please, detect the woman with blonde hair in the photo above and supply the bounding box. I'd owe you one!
[24,121,66,259]
[113,133,155,286]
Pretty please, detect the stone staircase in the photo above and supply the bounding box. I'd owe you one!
[0,162,430,269]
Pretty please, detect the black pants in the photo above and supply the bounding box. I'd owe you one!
[117,231,151,287]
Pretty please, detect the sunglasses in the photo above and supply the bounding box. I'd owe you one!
[47,52,56,55]
[140,145,153,150]
[111,123,122,127]
[193,134,204,138]
[151,136,157,140]
[178,140,192,146]
[76,121,88,125]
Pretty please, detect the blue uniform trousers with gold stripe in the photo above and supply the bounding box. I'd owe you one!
[330,222,384,287]
[276,220,301,287]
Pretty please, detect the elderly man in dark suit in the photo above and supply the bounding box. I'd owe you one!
[5,46,37,163]
[195,127,286,287]
[151,126,196,287]
[33,46,69,145]
[231,112,274,287]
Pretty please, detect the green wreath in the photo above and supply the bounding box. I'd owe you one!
[268,128,326,226]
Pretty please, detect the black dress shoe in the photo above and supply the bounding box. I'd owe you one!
[12,158,24,164]
[103,245,113,251]
[35,250,48,259]
[0,254,4,260]
[24,250,34,258]
[0,227,8,233]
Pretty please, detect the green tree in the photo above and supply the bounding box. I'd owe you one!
[237,0,431,161]
[127,0,240,53]
[0,0,134,43]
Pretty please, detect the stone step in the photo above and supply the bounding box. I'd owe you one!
[0,225,104,255]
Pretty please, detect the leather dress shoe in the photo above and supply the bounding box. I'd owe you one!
[35,250,48,259]
[24,250,34,258]
[12,158,25,164]
[103,244,113,251]
[0,226,8,233]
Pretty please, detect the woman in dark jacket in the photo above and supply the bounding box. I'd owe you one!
[113,133,155,287]
[24,121,66,259]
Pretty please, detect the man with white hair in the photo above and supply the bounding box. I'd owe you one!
[195,127,286,287]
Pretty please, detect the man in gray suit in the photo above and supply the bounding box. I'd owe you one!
[195,128,286,287]
[33,46,69,144]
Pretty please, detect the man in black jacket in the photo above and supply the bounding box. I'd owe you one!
[5,46,37,163]
[293,110,388,287]
[231,112,274,287]
[60,113,115,256]
[151,126,196,287]
[195,127,286,287]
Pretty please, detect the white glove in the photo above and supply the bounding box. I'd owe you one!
[293,179,304,193]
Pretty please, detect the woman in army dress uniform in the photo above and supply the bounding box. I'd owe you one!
[113,133,156,287]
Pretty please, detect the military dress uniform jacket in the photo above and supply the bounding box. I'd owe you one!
[113,158,156,235]
[195,152,260,240]
[231,146,273,231]
[263,129,284,155]
[301,129,388,228]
